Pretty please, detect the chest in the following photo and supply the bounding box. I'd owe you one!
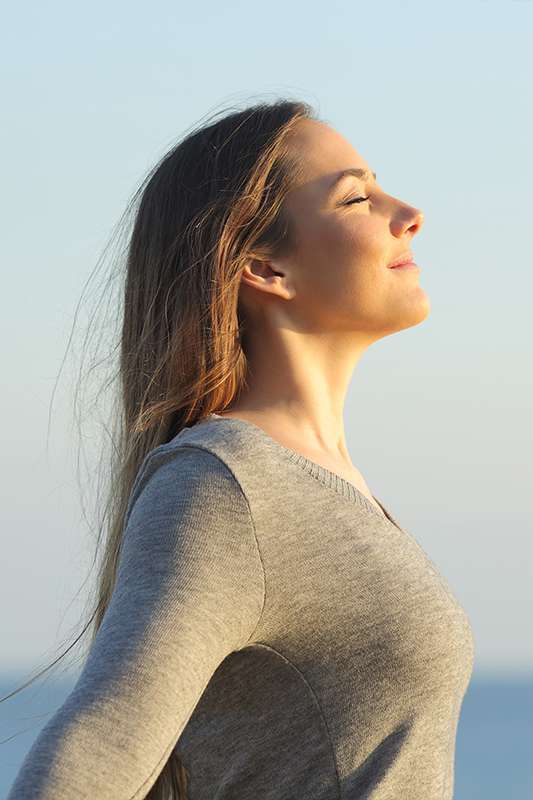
[254,496,476,710]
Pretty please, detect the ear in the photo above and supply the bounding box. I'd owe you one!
[239,258,296,301]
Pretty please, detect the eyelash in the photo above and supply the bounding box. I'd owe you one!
[344,195,369,205]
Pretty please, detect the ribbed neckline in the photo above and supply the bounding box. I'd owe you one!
[207,413,402,530]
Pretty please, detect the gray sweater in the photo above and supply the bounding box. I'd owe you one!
[7,413,475,799]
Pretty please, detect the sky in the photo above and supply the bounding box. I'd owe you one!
[1,0,532,679]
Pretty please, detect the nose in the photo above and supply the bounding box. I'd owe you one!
[409,208,424,233]
[392,206,424,238]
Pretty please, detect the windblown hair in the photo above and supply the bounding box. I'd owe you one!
[2,96,318,799]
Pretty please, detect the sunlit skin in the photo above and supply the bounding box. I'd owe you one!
[219,118,429,480]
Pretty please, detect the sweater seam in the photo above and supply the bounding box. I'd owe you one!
[250,642,341,800]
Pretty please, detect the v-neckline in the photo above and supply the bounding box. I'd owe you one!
[206,413,403,532]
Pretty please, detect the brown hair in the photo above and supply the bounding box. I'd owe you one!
[2,96,317,799]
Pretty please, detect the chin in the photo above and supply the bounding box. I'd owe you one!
[400,292,431,330]
[380,294,431,339]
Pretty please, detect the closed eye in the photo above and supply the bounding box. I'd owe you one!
[344,195,369,205]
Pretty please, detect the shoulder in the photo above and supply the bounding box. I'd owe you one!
[126,442,248,528]
[117,441,263,607]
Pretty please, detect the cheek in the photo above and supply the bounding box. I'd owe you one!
[291,211,389,315]
[311,215,380,264]
[302,217,381,294]
[313,226,392,328]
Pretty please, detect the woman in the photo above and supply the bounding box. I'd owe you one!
[6,99,475,799]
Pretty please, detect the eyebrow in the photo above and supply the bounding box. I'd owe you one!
[328,168,377,196]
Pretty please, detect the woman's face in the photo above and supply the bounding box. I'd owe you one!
[274,118,430,342]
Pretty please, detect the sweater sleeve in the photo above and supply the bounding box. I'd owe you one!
[7,444,265,800]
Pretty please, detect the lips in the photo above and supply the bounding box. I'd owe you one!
[387,253,414,268]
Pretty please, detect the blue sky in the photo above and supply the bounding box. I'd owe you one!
[1,0,532,677]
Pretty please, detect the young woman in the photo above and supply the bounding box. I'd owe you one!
[6,99,475,799]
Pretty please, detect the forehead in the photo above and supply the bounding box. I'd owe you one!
[287,119,372,198]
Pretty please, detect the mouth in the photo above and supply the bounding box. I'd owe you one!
[389,261,419,271]
[387,252,418,270]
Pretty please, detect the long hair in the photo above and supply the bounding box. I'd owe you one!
[2,96,317,799]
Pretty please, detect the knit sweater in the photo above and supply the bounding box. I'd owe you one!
[7,413,475,799]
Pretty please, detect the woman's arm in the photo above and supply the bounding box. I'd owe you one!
[7,445,264,799]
